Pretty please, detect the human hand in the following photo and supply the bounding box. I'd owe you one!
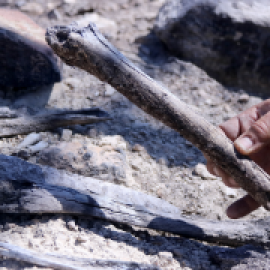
[206,99,270,219]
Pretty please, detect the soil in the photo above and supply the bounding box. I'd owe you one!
[0,0,269,269]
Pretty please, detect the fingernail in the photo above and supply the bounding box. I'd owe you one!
[213,166,221,177]
[235,137,253,152]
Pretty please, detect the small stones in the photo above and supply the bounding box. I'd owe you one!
[64,77,81,89]
[222,186,238,198]
[76,13,117,38]
[20,2,45,15]
[61,129,73,141]
[37,141,128,185]
[87,128,98,138]
[82,151,93,161]
[28,141,49,154]
[4,223,16,230]
[76,235,88,243]
[98,136,127,150]
[132,144,145,152]
[17,149,31,160]
[158,157,168,166]
[158,251,173,261]
[194,163,216,180]
[238,93,250,103]
[17,133,42,150]
[67,221,78,231]
[104,84,116,97]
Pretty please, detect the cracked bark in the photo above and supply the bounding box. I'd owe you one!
[1,154,270,247]
[45,23,270,211]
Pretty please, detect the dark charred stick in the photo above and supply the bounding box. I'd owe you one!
[46,23,270,210]
[0,108,111,137]
[0,242,160,270]
[1,154,270,247]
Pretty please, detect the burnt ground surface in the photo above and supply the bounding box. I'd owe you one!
[0,0,269,269]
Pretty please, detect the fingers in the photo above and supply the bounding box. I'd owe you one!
[226,194,261,219]
[205,99,270,218]
[219,105,259,141]
[220,99,270,156]
[234,110,270,155]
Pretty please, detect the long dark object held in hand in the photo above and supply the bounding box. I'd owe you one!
[46,23,270,211]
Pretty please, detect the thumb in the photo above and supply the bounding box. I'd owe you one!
[234,111,270,155]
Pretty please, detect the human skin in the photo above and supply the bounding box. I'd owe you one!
[206,99,270,219]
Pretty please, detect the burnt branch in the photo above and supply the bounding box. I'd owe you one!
[0,108,111,137]
[46,23,270,210]
[1,154,270,247]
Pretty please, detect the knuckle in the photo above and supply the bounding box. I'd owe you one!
[251,120,270,140]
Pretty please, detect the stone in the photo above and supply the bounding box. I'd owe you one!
[194,163,216,180]
[76,13,117,38]
[104,84,116,97]
[238,93,250,103]
[63,0,102,16]
[48,9,62,20]
[61,129,73,141]
[37,141,129,185]
[132,144,145,152]
[20,2,44,15]
[76,235,88,243]
[222,186,238,198]
[158,251,173,261]
[64,77,81,89]
[67,221,77,231]
[17,133,42,149]
[0,8,61,89]
[28,141,49,154]
[154,0,270,94]
[98,135,127,150]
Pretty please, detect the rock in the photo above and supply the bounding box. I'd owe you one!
[63,0,102,16]
[238,93,250,103]
[222,186,238,198]
[132,144,145,152]
[98,135,127,150]
[76,235,88,243]
[76,13,117,38]
[154,0,270,94]
[67,221,77,231]
[28,141,49,154]
[194,163,216,180]
[64,77,82,89]
[61,129,73,141]
[0,8,61,89]
[17,149,31,160]
[158,251,173,261]
[20,2,44,15]
[17,133,42,149]
[104,84,116,97]
[37,141,129,185]
[48,9,62,20]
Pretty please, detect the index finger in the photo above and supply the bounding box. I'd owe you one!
[220,105,259,142]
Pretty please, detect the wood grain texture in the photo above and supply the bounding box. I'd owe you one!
[1,154,270,247]
[0,242,160,270]
[45,23,270,210]
[0,108,110,137]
